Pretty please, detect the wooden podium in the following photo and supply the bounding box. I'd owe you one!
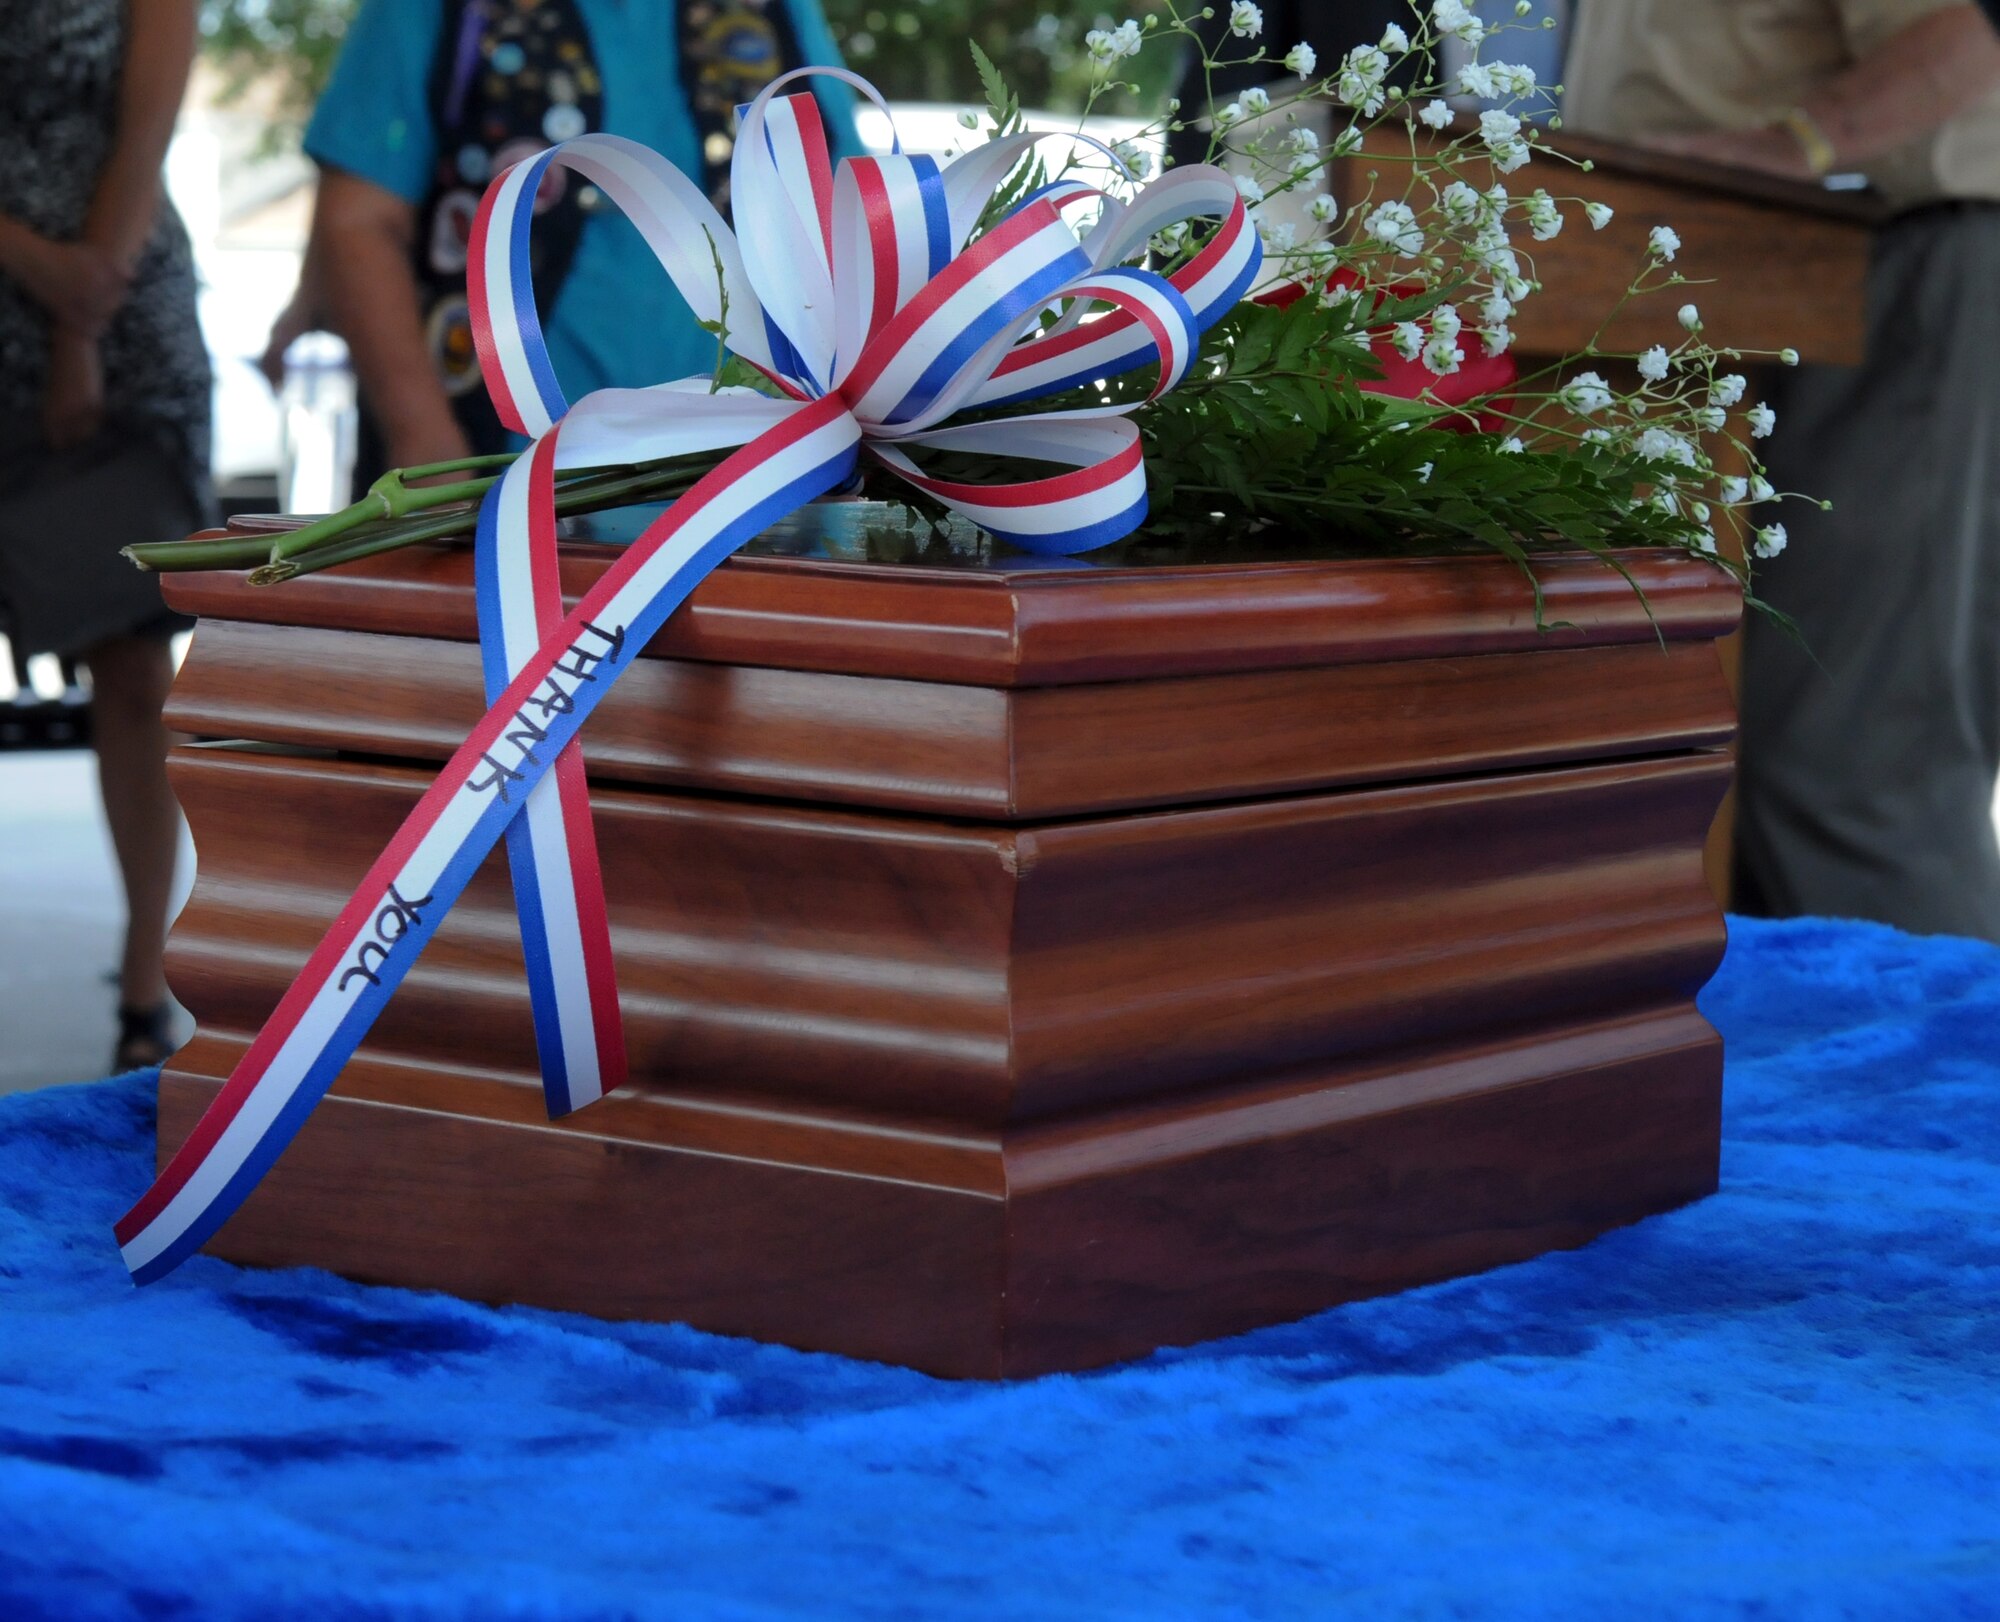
[1343,123,1878,898]
[157,521,1740,1377]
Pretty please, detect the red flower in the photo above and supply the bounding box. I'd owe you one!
[1255,271,1516,434]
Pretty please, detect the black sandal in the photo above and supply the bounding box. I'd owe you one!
[114,1004,175,1073]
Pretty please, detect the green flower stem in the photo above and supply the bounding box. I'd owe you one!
[245,458,713,587]
[265,455,523,564]
[123,531,284,573]
[127,452,717,578]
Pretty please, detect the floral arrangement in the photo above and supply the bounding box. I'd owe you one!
[133,0,1805,612]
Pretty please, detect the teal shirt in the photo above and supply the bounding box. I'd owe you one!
[305,0,860,401]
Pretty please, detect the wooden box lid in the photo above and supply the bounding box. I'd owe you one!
[167,511,1741,685]
[162,514,1741,821]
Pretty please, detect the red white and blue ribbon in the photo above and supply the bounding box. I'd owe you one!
[117,70,1260,1282]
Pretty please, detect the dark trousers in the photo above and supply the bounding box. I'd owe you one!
[1736,205,2000,942]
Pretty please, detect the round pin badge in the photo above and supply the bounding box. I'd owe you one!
[493,137,568,213]
[425,296,484,397]
[491,41,526,75]
[456,144,491,185]
[543,102,587,143]
[428,190,479,275]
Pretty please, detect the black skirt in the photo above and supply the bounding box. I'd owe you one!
[0,421,198,657]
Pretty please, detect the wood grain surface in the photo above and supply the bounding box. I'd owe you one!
[154,541,1740,1375]
[165,745,1730,1128]
[1333,124,1874,365]
[166,616,1735,819]
[162,1000,1720,1377]
[160,537,1743,688]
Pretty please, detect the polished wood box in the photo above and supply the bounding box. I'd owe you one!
[157,522,1741,1377]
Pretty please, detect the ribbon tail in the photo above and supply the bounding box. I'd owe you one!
[114,395,862,1283]
[476,439,626,1118]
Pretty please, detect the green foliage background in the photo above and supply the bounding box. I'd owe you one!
[197,0,1179,138]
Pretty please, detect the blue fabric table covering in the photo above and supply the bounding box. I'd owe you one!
[2,916,1996,1620]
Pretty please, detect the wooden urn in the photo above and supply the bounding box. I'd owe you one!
[156,512,1741,1378]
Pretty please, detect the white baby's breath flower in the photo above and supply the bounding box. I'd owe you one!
[1467,236,1519,280]
[1456,61,1497,100]
[1433,0,1486,46]
[1365,199,1425,255]
[1582,427,1614,447]
[1499,436,1525,454]
[1260,218,1298,252]
[1637,345,1671,383]
[1214,101,1244,131]
[1285,41,1317,77]
[1693,406,1726,432]
[1331,125,1363,156]
[1636,426,1698,469]
[1234,174,1266,207]
[1480,290,1514,325]
[1418,99,1452,129]
[1709,373,1747,408]
[1720,476,1749,504]
[1439,180,1481,226]
[1677,303,1702,332]
[1748,402,1777,438]
[1431,303,1463,341]
[1479,109,1532,173]
[1780,347,1801,366]
[1649,224,1681,261]
[1085,21,1142,66]
[1489,61,1539,99]
[1337,44,1392,114]
[1380,22,1409,53]
[1525,189,1563,241]
[1752,476,1775,502]
[1289,151,1321,180]
[957,109,981,129]
[1110,138,1152,179]
[1307,192,1338,223]
[1423,333,1464,376]
[1285,125,1319,155]
[1482,325,1514,356]
[1754,522,1789,558]
[1240,85,1271,116]
[1560,371,1614,415]
[1230,1,1263,38]
[1391,321,1424,361]
[1584,200,1614,230]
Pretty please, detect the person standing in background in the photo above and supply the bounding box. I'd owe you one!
[1565,1,2000,942]
[0,0,209,1071]
[1167,0,1426,174]
[270,0,861,491]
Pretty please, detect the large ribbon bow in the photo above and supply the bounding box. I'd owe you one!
[117,70,1262,1281]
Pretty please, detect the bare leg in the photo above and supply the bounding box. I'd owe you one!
[84,634,180,1034]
